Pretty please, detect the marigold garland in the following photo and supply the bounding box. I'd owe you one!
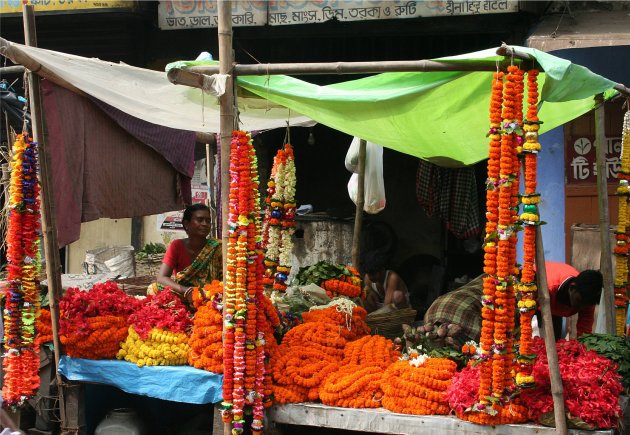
[117,326,190,366]
[614,110,630,334]
[35,307,53,347]
[262,144,296,292]
[381,358,457,415]
[188,281,224,373]
[223,131,267,435]
[2,133,42,407]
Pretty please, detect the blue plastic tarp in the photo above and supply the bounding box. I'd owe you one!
[58,356,223,404]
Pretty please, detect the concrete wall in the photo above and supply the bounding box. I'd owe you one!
[66,218,133,274]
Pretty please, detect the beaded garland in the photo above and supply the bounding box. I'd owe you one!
[262,144,296,292]
[2,133,42,407]
[223,131,266,435]
[615,110,630,332]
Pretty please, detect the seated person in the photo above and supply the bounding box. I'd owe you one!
[361,251,410,313]
[543,262,602,339]
[148,204,222,305]
[424,274,484,346]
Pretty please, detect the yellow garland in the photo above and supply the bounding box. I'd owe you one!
[117,326,190,367]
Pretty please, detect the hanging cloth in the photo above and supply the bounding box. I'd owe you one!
[416,159,481,239]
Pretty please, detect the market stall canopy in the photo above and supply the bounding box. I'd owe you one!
[228,46,621,167]
[0,38,312,134]
[526,10,630,52]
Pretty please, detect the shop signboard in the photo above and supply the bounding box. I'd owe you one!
[158,0,519,30]
[1,0,135,15]
[566,135,622,184]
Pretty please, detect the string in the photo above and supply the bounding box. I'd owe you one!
[21,72,30,134]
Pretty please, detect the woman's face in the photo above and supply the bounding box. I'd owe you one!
[185,210,211,238]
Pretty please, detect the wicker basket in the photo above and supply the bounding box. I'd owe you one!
[135,253,164,277]
[116,275,155,297]
[366,308,417,339]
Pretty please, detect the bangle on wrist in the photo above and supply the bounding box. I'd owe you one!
[183,287,193,299]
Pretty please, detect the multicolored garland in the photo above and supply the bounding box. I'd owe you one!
[2,133,42,407]
[223,131,266,435]
[262,144,296,292]
[614,110,630,335]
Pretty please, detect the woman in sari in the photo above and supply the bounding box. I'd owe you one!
[147,204,222,305]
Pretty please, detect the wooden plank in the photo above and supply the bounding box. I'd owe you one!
[268,403,614,435]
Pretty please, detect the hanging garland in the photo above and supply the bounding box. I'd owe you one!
[262,144,296,292]
[516,69,542,385]
[615,110,630,335]
[468,65,529,424]
[223,131,266,435]
[2,133,42,407]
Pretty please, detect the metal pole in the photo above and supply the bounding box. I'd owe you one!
[594,94,616,334]
[351,139,366,268]
[21,3,68,433]
[535,226,568,435]
[217,2,234,434]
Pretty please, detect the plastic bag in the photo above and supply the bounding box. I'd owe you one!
[345,136,361,173]
[84,246,135,278]
[347,138,386,214]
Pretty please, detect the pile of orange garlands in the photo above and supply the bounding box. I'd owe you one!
[59,282,140,359]
[382,358,457,415]
[270,304,370,404]
[35,308,53,347]
[320,335,400,408]
[321,268,362,299]
[470,64,542,424]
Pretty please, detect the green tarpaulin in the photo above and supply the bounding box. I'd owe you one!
[234,46,618,167]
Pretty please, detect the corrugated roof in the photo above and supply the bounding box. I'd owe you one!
[527,10,630,51]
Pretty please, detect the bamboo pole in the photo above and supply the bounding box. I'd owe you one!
[217,2,234,434]
[594,94,616,334]
[21,4,69,433]
[351,139,367,268]
[535,226,568,435]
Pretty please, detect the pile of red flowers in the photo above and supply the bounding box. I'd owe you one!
[520,337,623,429]
[59,281,141,359]
[128,289,192,339]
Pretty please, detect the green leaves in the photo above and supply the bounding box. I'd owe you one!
[293,261,352,286]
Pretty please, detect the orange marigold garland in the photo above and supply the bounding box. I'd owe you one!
[223,131,267,435]
[516,68,542,386]
[188,281,224,372]
[614,110,630,334]
[262,144,296,292]
[2,133,42,407]
[382,358,457,415]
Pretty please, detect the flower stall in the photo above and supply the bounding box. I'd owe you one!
[4,5,630,435]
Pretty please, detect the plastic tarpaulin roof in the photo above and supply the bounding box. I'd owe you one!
[234,46,619,166]
[0,39,312,134]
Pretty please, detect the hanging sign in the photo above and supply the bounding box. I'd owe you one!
[566,135,622,184]
[158,0,519,30]
[1,0,135,15]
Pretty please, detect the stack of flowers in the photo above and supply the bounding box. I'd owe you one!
[2,133,42,407]
[293,261,364,300]
[319,335,399,408]
[117,290,191,367]
[222,131,267,434]
[447,365,528,424]
[520,338,623,429]
[271,302,370,404]
[614,110,630,334]
[381,356,457,415]
[188,281,224,373]
[60,281,139,359]
[35,308,53,347]
[262,143,297,292]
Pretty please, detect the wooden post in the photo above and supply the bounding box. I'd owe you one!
[217,2,234,435]
[594,94,616,334]
[351,139,367,268]
[22,4,70,433]
[535,226,568,435]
